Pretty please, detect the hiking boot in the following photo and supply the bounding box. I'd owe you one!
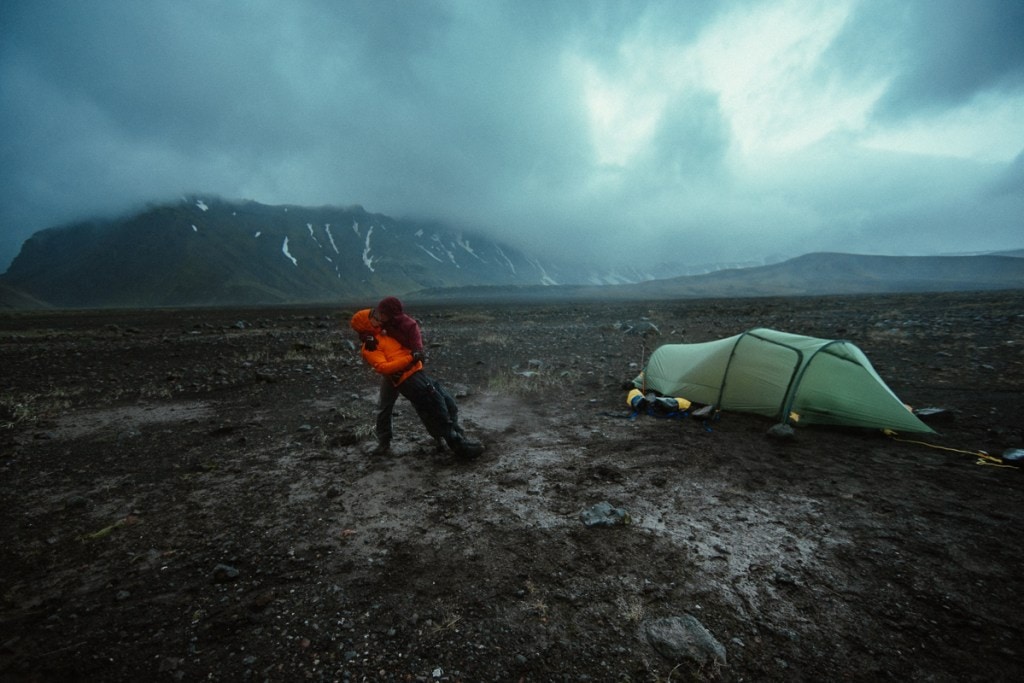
[454,440,485,460]
[371,440,391,456]
[446,431,484,460]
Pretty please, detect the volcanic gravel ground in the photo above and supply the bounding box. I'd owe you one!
[1,291,1023,682]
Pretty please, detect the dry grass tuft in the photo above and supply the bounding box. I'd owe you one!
[444,312,494,324]
[486,367,575,395]
[0,389,78,428]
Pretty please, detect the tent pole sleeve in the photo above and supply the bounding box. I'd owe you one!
[718,330,752,408]
[745,328,804,423]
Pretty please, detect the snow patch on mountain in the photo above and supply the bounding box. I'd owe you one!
[495,247,517,275]
[418,245,443,263]
[282,237,298,266]
[456,236,485,262]
[325,225,338,253]
[527,257,558,286]
[362,226,376,272]
[195,200,208,212]
[306,223,321,248]
[432,235,458,268]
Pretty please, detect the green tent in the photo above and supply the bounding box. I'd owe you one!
[634,327,934,433]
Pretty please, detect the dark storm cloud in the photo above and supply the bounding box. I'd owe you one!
[988,150,1024,198]
[1,0,1022,273]
[835,0,1024,118]
[647,90,731,181]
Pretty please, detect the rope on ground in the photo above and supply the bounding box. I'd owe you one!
[882,429,1017,468]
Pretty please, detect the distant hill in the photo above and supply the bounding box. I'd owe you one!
[1,196,1021,308]
[410,252,1024,302]
[628,252,1024,298]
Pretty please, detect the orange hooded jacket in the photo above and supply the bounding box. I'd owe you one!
[350,308,423,386]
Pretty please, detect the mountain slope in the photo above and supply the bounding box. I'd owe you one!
[0,197,565,307]
[0,282,51,310]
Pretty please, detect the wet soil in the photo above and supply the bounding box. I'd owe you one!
[2,291,1023,682]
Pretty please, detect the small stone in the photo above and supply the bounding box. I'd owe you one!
[767,423,796,440]
[645,614,727,667]
[212,564,240,583]
[580,501,631,527]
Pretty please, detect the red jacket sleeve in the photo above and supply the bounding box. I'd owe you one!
[385,314,423,353]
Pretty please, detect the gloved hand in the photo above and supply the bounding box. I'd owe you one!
[361,335,378,351]
[412,350,425,363]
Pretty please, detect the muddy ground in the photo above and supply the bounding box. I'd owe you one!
[1,291,1023,682]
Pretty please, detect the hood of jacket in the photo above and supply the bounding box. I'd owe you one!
[350,308,378,336]
[376,296,403,318]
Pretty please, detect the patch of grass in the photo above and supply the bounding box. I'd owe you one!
[617,595,645,624]
[241,349,270,363]
[475,332,508,346]
[0,388,79,429]
[283,340,349,362]
[865,327,912,345]
[428,610,464,635]
[313,419,372,449]
[140,386,175,400]
[486,367,574,395]
[521,580,549,621]
[0,395,31,429]
[352,422,375,440]
[445,312,494,324]
[332,406,361,422]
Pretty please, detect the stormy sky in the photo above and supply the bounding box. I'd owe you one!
[2,0,1022,273]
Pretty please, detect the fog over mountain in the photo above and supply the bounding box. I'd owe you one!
[2,1,1023,274]
[2,196,716,307]
[1,196,1020,309]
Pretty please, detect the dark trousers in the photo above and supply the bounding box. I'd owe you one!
[374,375,399,444]
[398,371,457,441]
[377,371,461,445]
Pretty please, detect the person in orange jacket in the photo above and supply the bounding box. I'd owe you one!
[368,296,425,453]
[350,308,484,459]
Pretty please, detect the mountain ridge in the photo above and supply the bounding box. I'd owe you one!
[1,197,1022,309]
[406,253,1024,304]
[1,197,575,307]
